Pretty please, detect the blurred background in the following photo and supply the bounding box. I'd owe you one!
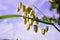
[0,0,60,40]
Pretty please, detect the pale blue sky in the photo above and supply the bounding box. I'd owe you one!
[0,0,60,40]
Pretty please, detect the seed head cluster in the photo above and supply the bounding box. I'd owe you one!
[16,2,49,35]
[41,26,49,35]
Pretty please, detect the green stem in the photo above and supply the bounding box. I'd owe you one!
[0,14,60,32]
[0,14,52,24]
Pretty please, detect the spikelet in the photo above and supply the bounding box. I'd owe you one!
[22,11,27,16]
[26,16,29,21]
[26,6,32,14]
[30,10,35,16]
[16,4,20,12]
[17,2,22,12]
[29,19,33,26]
[22,11,28,24]
[22,5,26,12]
[22,12,26,24]
[34,25,38,33]
[26,22,30,30]
[45,26,49,32]
[41,28,45,35]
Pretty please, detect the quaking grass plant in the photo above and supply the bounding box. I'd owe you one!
[0,1,60,35]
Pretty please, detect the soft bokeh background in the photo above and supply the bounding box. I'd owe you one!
[0,0,60,40]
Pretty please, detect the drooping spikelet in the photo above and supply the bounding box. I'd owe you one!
[30,10,35,16]
[34,25,38,33]
[41,28,45,35]
[45,26,49,32]
[26,6,32,14]
[17,2,22,12]
[29,19,33,26]
[26,22,31,30]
